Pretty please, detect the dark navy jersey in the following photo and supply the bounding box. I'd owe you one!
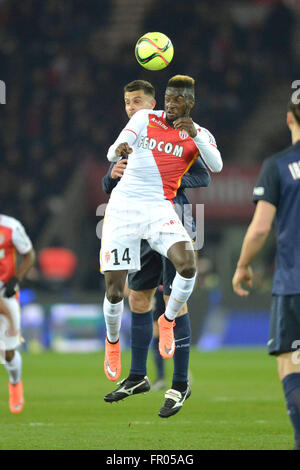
[253,140,300,295]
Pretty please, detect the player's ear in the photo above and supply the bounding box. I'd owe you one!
[287,111,294,128]
[189,99,195,110]
[151,98,156,109]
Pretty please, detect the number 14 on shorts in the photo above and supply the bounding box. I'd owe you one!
[107,248,131,265]
[101,243,137,273]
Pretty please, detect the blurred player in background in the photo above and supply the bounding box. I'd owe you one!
[101,75,222,417]
[232,98,300,450]
[102,80,210,414]
[0,214,35,414]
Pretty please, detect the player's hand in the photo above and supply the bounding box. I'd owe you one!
[116,143,132,157]
[3,277,19,298]
[173,118,197,138]
[232,266,253,297]
[111,159,127,179]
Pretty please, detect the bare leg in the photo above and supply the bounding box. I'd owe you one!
[167,241,196,279]
[129,288,156,313]
[104,270,128,303]
[103,270,127,343]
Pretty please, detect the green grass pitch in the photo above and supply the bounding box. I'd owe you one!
[0,349,293,450]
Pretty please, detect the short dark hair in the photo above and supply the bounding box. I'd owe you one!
[288,99,300,125]
[124,80,155,98]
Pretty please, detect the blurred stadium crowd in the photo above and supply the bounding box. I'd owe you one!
[0,0,298,289]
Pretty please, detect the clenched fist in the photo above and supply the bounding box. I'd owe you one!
[116,143,133,158]
[173,117,197,138]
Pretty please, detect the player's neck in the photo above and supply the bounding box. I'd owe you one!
[165,117,175,128]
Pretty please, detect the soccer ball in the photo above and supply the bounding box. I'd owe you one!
[135,32,174,71]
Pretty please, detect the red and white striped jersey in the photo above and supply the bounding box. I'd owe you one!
[107,109,222,203]
[0,214,32,283]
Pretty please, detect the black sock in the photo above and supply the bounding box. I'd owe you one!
[172,381,188,393]
[128,374,145,382]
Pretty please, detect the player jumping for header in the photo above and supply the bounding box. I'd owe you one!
[100,75,223,414]
[102,79,210,417]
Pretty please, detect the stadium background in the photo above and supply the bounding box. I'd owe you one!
[0,0,299,353]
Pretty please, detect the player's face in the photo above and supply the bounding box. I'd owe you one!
[124,90,155,119]
[164,88,194,123]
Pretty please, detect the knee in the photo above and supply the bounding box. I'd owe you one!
[106,282,124,303]
[129,290,153,313]
[277,353,300,381]
[5,350,14,362]
[176,256,196,279]
[106,290,123,304]
[168,243,196,278]
[105,276,124,304]
[180,266,196,278]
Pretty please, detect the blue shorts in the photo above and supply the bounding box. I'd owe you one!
[268,294,300,355]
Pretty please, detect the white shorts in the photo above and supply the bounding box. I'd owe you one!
[100,198,192,273]
[0,296,22,350]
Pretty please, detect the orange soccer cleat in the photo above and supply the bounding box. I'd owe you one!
[9,381,24,414]
[104,338,121,381]
[158,314,175,359]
